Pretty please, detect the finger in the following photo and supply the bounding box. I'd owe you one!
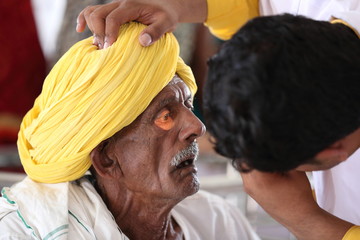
[76,10,86,33]
[76,6,96,33]
[139,16,176,46]
[76,6,96,31]
[80,6,100,47]
[103,6,137,48]
[87,4,122,49]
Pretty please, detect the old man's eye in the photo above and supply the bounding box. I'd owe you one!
[163,113,170,120]
[154,110,174,130]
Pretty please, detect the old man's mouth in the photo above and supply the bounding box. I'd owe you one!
[175,157,196,169]
[171,142,199,170]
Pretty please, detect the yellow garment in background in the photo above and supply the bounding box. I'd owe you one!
[343,226,360,240]
[17,22,196,183]
[205,0,259,40]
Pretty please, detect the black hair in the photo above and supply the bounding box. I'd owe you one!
[204,14,360,172]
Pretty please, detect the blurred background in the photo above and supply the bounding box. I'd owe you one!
[0,1,297,239]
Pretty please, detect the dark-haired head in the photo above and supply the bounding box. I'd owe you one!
[204,14,360,172]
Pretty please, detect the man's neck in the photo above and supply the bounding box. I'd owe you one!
[94,178,184,240]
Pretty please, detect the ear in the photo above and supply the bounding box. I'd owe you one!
[314,141,348,163]
[90,141,122,179]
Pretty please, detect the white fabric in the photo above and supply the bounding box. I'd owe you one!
[313,148,360,224]
[0,177,128,240]
[31,0,67,62]
[259,0,360,33]
[172,190,260,240]
[259,0,360,225]
[0,177,259,240]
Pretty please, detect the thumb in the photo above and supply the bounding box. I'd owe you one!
[139,32,153,47]
[138,19,176,47]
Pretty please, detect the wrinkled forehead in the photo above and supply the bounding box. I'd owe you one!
[168,74,183,86]
[150,75,192,109]
[166,74,192,96]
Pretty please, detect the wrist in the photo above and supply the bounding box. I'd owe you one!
[286,207,353,240]
[175,0,207,23]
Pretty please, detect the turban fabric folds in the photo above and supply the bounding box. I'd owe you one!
[17,22,196,183]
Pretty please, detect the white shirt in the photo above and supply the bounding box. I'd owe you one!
[172,190,260,240]
[313,148,360,224]
[260,0,360,32]
[0,177,259,240]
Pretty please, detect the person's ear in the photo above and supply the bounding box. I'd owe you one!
[90,141,121,179]
[314,141,348,163]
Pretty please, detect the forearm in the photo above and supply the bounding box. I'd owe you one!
[175,0,207,23]
[272,205,353,240]
[241,171,353,240]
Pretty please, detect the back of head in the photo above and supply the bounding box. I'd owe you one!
[18,22,196,183]
[204,14,360,172]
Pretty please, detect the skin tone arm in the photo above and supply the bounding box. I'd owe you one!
[76,0,207,48]
[76,2,358,238]
[240,170,354,240]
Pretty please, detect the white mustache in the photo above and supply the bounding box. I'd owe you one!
[170,142,199,167]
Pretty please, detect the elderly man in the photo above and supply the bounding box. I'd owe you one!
[0,22,258,240]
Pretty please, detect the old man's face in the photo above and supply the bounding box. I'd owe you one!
[107,76,205,199]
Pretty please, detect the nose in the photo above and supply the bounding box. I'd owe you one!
[179,110,206,143]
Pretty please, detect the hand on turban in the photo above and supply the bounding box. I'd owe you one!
[18,22,196,183]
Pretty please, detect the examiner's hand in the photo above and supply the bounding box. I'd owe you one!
[241,170,315,219]
[76,0,207,48]
[240,170,353,240]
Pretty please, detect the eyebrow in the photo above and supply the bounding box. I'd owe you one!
[155,96,177,111]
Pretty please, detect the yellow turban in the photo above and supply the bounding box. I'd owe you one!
[17,22,196,183]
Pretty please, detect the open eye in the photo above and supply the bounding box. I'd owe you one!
[154,110,175,130]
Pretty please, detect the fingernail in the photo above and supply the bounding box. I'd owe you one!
[139,33,152,47]
[75,19,80,31]
[93,35,98,45]
[104,41,110,49]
